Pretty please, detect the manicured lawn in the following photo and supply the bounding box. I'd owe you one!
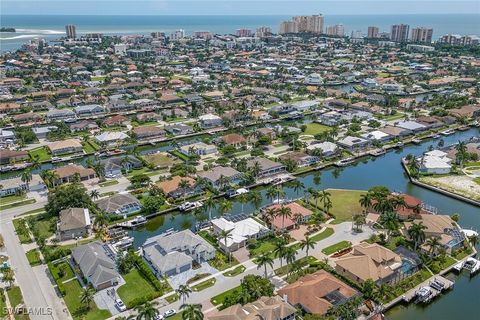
[99,180,119,187]
[27,214,57,240]
[191,278,216,292]
[0,199,36,211]
[63,280,111,320]
[12,219,32,244]
[165,293,179,303]
[50,261,75,282]
[248,236,280,258]
[303,122,331,136]
[208,251,239,271]
[210,285,241,306]
[321,241,352,255]
[170,150,190,162]
[275,256,317,276]
[311,188,367,222]
[310,227,334,242]
[6,286,30,320]
[0,194,26,204]
[28,147,51,161]
[26,249,42,266]
[223,265,246,277]
[127,167,165,178]
[117,269,159,307]
[144,153,180,168]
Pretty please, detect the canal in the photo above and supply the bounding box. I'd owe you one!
[127,127,479,319]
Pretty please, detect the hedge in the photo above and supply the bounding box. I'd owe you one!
[47,262,67,296]
[126,291,162,309]
[134,257,163,292]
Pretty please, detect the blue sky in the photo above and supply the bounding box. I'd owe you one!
[2,0,479,15]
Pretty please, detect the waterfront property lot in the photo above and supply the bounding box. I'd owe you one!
[311,188,367,223]
[303,122,331,136]
[419,175,480,201]
[63,280,111,320]
[28,146,51,161]
[117,268,160,308]
[143,153,180,168]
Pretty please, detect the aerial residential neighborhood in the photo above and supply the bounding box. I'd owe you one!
[0,3,479,320]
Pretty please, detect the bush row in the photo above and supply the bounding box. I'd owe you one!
[134,257,163,292]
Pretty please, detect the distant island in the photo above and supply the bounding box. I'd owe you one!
[0,27,16,32]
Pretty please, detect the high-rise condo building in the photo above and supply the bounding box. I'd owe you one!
[236,28,252,37]
[255,26,272,38]
[390,24,410,42]
[410,27,433,43]
[367,26,379,38]
[293,15,324,34]
[279,21,298,35]
[65,24,76,39]
[326,24,345,37]
[170,29,185,41]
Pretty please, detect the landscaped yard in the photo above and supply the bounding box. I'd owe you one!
[208,251,239,271]
[311,188,367,223]
[0,199,36,211]
[82,140,100,154]
[170,150,190,162]
[275,256,317,276]
[310,227,334,242]
[223,265,246,277]
[0,194,26,204]
[63,280,111,320]
[49,261,75,282]
[12,219,32,244]
[303,122,331,136]
[99,180,119,187]
[143,153,180,168]
[26,249,42,266]
[117,269,160,307]
[28,147,51,161]
[321,241,352,255]
[27,214,57,240]
[210,285,241,306]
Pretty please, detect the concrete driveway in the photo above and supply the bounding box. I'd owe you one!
[168,262,223,290]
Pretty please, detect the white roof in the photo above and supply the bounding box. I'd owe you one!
[95,131,129,142]
[361,130,390,140]
[199,113,222,120]
[396,121,426,130]
[211,217,267,248]
[425,150,448,158]
[306,141,337,153]
[418,155,452,170]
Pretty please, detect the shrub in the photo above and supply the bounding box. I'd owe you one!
[134,256,163,292]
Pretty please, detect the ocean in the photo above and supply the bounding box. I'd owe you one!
[1,14,479,52]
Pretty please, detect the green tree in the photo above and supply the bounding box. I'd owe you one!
[134,301,160,320]
[181,304,204,320]
[45,182,93,216]
[176,284,192,305]
[408,222,427,251]
[79,286,95,310]
[256,253,274,279]
[300,236,317,257]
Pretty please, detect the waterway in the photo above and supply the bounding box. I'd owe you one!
[126,127,479,319]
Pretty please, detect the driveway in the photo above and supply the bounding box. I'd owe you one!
[167,262,223,290]
[93,277,126,316]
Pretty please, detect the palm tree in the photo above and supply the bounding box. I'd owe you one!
[359,193,372,213]
[469,234,478,248]
[425,236,441,256]
[79,286,95,310]
[90,189,100,200]
[237,192,249,213]
[219,199,233,215]
[179,179,191,202]
[408,222,427,251]
[455,141,468,169]
[276,205,292,230]
[248,190,263,210]
[249,161,262,178]
[273,238,288,268]
[380,211,400,240]
[353,214,366,231]
[219,229,233,262]
[300,236,317,257]
[181,304,204,320]
[134,301,160,320]
[256,253,274,279]
[266,186,277,203]
[318,190,331,213]
[289,180,304,197]
[1,268,15,288]
[203,197,216,220]
[176,284,192,305]
[284,247,297,266]
[21,169,33,190]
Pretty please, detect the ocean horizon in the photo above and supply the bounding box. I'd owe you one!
[1,14,479,51]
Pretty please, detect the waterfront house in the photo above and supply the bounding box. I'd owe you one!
[94,131,129,146]
[417,150,452,174]
[279,151,319,167]
[211,217,269,252]
[207,296,296,320]
[0,174,45,196]
[47,139,83,156]
[246,157,286,179]
[142,229,215,277]
[306,141,338,158]
[100,155,142,177]
[156,176,197,198]
[263,202,313,231]
[131,126,166,141]
[96,193,142,215]
[395,120,427,133]
[52,165,96,185]
[334,243,402,284]
[57,208,92,241]
[179,142,217,157]
[74,104,105,117]
[46,109,76,122]
[198,113,223,129]
[278,270,359,317]
[197,166,242,189]
[218,133,247,149]
[103,115,129,127]
[164,123,194,136]
[337,136,370,151]
[71,241,121,290]
[361,130,392,142]
[0,149,28,165]
[69,120,99,132]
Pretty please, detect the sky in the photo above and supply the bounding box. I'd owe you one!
[2,0,480,15]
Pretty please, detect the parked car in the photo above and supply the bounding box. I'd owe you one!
[115,299,126,312]
[153,314,164,320]
[164,309,177,318]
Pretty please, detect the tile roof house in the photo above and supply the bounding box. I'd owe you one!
[197,166,242,189]
[131,126,166,141]
[207,296,296,320]
[278,270,359,316]
[156,176,197,198]
[52,164,96,185]
[99,155,142,177]
[57,208,91,241]
[219,133,246,148]
[306,141,338,158]
[0,149,28,165]
[142,229,215,277]
[71,241,121,290]
[103,114,129,127]
[263,202,313,231]
[279,151,319,167]
[95,131,129,145]
[334,243,402,284]
[47,138,83,156]
[96,193,142,215]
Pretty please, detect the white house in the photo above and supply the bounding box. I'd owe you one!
[306,141,338,158]
[211,217,269,252]
[198,113,223,129]
[417,150,452,174]
[304,73,323,85]
[180,142,217,156]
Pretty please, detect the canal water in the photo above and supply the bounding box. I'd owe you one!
[128,127,479,319]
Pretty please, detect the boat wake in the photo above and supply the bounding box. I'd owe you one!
[1,34,42,40]
[15,28,64,35]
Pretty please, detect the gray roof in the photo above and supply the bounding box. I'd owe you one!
[197,166,240,182]
[96,193,140,214]
[58,208,91,232]
[247,157,284,171]
[71,241,119,287]
[74,104,105,113]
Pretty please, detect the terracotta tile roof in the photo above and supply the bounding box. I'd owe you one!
[156,176,195,194]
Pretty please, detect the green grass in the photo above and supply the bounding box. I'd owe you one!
[0,194,26,204]
[26,249,42,266]
[208,251,240,271]
[27,214,57,240]
[51,261,75,282]
[6,286,30,320]
[0,199,36,211]
[191,278,216,292]
[12,219,32,244]
[303,123,331,136]
[384,236,405,251]
[63,280,111,320]
[99,180,119,187]
[165,293,179,303]
[0,289,7,318]
[210,285,241,306]
[28,147,51,161]
[223,265,246,277]
[19,207,45,216]
[321,241,352,255]
[82,141,98,154]
[248,236,279,258]
[170,150,190,162]
[310,227,334,242]
[275,256,317,276]
[90,75,106,81]
[143,153,180,168]
[117,268,160,307]
[311,188,367,222]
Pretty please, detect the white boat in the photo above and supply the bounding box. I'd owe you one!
[463,257,480,274]
[335,158,354,167]
[179,201,203,211]
[415,286,433,303]
[113,236,134,250]
[440,129,454,136]
[453,261,464,272]
[433,134,441,139]
[227,188,249,198]
[462,229,479,238]
[118,216,147,228]
[395,142,404,148]
[412,139,422,144]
